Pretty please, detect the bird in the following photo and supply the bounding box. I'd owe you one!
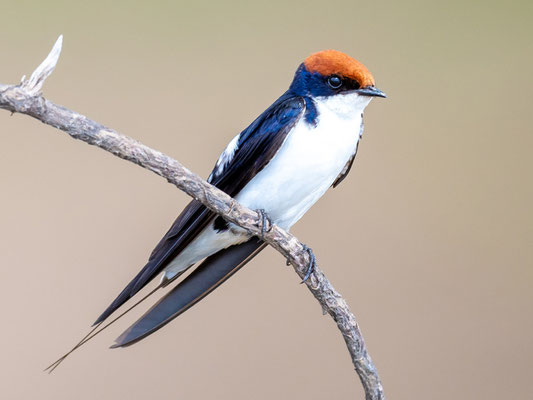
[46,49,385,370]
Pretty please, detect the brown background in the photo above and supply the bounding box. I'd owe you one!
[1,1,532,399]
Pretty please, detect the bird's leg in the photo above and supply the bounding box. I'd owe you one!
[255,209,273,239]
[300,244,316,283]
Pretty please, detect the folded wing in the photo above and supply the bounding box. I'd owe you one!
[94,93,305,326]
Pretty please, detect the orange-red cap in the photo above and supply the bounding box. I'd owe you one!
[304,50,375,87]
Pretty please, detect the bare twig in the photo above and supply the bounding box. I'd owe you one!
[0,36,385,400]
[20,35,63,96]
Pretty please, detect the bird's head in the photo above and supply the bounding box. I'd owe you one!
[289,50,386,101]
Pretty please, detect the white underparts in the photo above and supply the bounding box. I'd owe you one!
[163,92,372,281]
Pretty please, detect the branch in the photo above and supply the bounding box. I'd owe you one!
[0,36,385,400]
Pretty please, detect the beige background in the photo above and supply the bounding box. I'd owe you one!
[1,1,532,399]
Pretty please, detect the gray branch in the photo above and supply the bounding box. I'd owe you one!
[0,36,385,400]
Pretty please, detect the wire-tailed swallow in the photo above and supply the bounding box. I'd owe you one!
[55,50,386,357]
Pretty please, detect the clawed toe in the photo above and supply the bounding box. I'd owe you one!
[255,209,273,238]
[301,244,316,283]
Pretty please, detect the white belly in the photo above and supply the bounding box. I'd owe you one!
[235,94,368,229]
[163,93,371,280]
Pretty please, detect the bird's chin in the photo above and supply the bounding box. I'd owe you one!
[343,91,373,108]
[316,92,372,116]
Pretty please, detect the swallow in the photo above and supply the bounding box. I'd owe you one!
[47,50,386,368]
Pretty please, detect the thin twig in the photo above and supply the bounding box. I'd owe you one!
[0,36,385,400]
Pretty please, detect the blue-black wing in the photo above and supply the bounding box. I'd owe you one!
[94,93,305,325]
[112,238,267,347]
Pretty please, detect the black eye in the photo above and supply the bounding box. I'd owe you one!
[327,75,342,89]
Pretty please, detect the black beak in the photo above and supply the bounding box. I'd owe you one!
[356,86,387,98]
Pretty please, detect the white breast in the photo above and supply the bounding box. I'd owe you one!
[235,93,372,230]
[162,93,372,281]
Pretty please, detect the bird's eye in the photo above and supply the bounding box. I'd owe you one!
[327,75,342,89]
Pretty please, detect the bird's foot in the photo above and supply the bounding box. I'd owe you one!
[255,209,272,238]
[300,244,316,283]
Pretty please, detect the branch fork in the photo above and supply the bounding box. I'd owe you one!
[0,36,385,400]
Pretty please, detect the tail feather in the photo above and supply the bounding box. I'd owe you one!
[45,283,163,372]
[112,238,266,348]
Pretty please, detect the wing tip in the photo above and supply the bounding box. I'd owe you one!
[92,305,115,326]
[92,312,108,326]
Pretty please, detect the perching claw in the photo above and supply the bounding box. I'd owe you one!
[301,244,316,283]
[255,209,272,238]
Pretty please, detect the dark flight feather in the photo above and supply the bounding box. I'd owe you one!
[94,94,305,325]
[112,238,266,347]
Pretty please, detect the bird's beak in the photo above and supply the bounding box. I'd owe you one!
[356,86,387,98]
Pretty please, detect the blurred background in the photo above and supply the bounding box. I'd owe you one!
[0,1,531,399]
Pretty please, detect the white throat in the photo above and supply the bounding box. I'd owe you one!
[314,92,372,120]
